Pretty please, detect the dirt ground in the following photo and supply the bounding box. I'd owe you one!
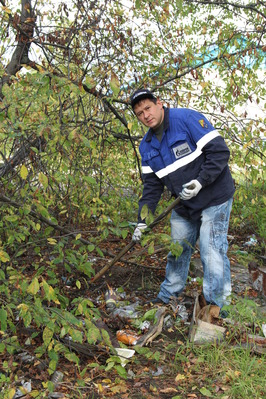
[4,233,266,399]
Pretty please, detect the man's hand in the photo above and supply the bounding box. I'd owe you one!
[180,179,202,200]
[132,223,147,242]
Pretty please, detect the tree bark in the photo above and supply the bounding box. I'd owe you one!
[0,0,35,99]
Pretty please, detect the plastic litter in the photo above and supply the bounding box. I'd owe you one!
[51,371,64,387]
[18,352,35,363]
[139,320,150,332]
[176,304,189,322]
[13,380,32,398]
[112,303,141,319]
[243,235,257,247]
[152,366,164,376]
[48,393,65,399]
[262,324,266,338]
[105,286,118,312]
[116,329,140,345]
[164,314,174,328]
[114,347,135,366]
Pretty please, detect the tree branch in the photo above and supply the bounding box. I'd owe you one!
[0,0,36,99]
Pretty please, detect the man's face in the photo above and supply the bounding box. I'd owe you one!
[134,98,164,129]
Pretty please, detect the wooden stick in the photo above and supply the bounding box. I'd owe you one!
[91,196,181,283]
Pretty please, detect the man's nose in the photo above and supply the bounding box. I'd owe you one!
[143,110,149,119]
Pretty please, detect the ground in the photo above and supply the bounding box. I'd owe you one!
[1,229,265,399]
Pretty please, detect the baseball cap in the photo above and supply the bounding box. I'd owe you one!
[130,89,156,108]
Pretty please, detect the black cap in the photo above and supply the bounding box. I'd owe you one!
[130,89,156,108]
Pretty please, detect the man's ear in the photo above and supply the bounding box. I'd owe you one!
[156,98,163,108]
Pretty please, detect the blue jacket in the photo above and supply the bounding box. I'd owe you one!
[138,107,235,221]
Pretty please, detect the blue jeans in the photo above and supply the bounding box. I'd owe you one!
[157,198,233,308]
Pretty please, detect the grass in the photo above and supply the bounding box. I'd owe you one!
[168,295,266,399]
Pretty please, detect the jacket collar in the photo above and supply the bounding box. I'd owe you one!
[145,107,169,143]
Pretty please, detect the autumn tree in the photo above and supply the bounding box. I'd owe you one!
[0,0,265,391]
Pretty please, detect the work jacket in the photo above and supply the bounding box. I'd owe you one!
[138,107,235,221]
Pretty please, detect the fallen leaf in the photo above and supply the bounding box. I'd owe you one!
[199,386,212,396]
[175,373,186,382]
[160,387,178,394]
[149,384,158,392]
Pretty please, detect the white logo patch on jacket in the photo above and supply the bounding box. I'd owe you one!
[173,142,192,159]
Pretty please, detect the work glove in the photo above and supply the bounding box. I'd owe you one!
[180,179,202,200]
[132,223,147,242]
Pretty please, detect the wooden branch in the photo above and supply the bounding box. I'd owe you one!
[0,193,165,273]
[0,0,36,98]
[91,196,181,282]
[0,136,46,178]
[138,306,167,346]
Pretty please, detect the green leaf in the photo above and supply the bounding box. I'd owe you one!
[140,204,149,221]
[62,310,82,327]
[20,165,28,180]
[42,279,60,304]
[48,359,57,375]
[65,352,80,365]
[200,387,213,397]
[85,320,101,344]
[142,308,157,321]
[114,365,127,378]
[43,326,54,347]
[38,172,48,189]
[0,308,7,331]
[0,342,6,352]
[69,328,83,343]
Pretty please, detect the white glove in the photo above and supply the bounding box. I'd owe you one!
[180,179,202,200]
[132,223,147,242]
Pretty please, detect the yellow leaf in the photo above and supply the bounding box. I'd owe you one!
[96,383,104,393]
[0,249,10,263]
[110,72,120,96]
[160,387,178,394]
[47,238,57,245]
[75,233,81,240]
[20,165,28,180]
[200,82,208,89]
[175,373,186,382]
[7,388,16,399]
[27,277,40,295]
[149,384,158,392]
[127,122,133,130]
[3,6,12,14]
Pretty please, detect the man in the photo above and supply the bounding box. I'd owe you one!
[131,88,235,309]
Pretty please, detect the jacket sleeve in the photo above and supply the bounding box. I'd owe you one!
[197,135,231,187]
[138,171,164,223]
[186,111,231,188]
